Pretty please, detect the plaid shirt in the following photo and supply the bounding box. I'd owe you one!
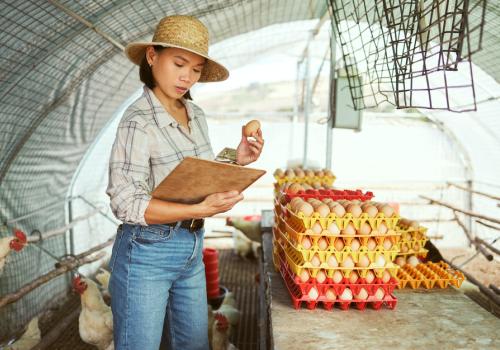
[106,86,214,225]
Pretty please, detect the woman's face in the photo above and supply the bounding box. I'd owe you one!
[147,46,206,99]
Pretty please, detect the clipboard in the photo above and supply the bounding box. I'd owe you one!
[152,157,266,204]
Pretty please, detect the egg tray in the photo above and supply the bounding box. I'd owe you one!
[285,207,400,232]
[278,248,398,293]
[283,188,374,202]
[274,174,336,187]
[276,233,400,280]
[396,238,429,255]
[396,223,428,236]
[277,250,397,311]
[282,215,401,252]
[396,261,465,289]
[277,221,400,267]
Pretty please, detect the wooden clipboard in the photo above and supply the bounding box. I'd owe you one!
[152,157,266,204]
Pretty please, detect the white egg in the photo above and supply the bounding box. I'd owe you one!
[299,270,310,283]
[378,222,388,235]
[357,255,370,268]
[349,271,359,284]
[342,223,356,235]
[340,288,353,301]
[365,270,375,283]
[407,255,420,267]
[333,270,344,283]
[312,222,323,234]
[308,287,319,300]
[310,254,321,267]
[327,255,338,267]
[341,256,355,268]
[350,238,361,251]
[359,222,372,235]
[374,255,386,268]
[383,238,393,250]
[374,287,385,300]
[316,270,327,283]
[318,237,329,250]
[355,288,369,300]
[301,237,312,249]
[382,270,391,283]
[327,222,340,235]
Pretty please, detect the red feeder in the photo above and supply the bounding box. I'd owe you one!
[203,248,220,299]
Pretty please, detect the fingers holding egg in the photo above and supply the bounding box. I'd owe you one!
[243,119,261,138]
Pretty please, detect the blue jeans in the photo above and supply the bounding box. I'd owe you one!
[109,223,209,350]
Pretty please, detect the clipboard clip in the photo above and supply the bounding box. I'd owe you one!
[215,147,238,164]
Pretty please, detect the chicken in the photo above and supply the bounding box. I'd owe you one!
[231,228,261,260]
[5,316,41,350]
[0,230,27,276]
[95,268,111,304]
[73,275,114,350]
[211,313,238,350]
[216,292,240,330]
[226,217,261,243]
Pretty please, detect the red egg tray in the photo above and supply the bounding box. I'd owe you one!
[275,245,398,311]
[283,188,374,202]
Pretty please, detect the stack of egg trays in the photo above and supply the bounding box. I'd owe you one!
[275,220,400,280]
[274,240,398,311]
[396,223,429,258]
[397,261,466,289]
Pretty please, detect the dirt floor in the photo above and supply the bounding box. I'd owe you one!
[440,247,500,287]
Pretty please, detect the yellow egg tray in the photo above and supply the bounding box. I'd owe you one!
[275,234,399,279]
[396,238,428,255]
[396,222,428,235]
[281,215,401,250]
[396,248,429,258]
[286,206,400,232]
[276,224,400,268]
[396,261,465,289]
[274,175,336,187]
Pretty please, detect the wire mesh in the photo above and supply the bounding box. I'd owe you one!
[328,0,487,112]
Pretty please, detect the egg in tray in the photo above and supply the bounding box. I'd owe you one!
[272,182,400,310]
[273,167,336,189]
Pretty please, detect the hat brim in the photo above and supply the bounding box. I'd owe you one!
[125,42,229,83]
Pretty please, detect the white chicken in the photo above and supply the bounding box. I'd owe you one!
[95,268,111,304]
[216,292,240,329]
[0,230,27,276]
[211,313,238,350]
[5,316,41,350]
[72,275,114,350]
[231,228,261,260]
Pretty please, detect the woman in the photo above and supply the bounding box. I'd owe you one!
[106,15,264,350]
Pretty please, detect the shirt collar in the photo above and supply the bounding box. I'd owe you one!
[142,85,197,129]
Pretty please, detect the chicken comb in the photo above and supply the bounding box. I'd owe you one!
[214,313,229,331]
[9,230,27,251]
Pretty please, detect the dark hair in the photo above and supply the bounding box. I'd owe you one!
[139,45,193,100]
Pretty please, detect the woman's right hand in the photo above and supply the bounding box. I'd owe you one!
[197,190,244,217]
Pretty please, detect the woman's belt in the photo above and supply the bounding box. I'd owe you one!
[166,218,204,232]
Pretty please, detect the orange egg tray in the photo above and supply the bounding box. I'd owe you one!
[282,188,374,202]
[396,262,465,289]
[285,206,400,232]
[276,247,397,311]
[274,230,400,280]
[274,222,400,267]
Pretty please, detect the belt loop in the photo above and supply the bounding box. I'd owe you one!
[175,221,182,230]
[189,218,196,232]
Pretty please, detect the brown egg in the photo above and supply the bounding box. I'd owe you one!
[301,237,312,249]
[374,287,385,300]
[316,204,330,218]
[308,286,319,300]
[355,288,368,300]
[407,255,420,267]
[341,223,356,235]
[318,237,329,250]
[299,270,310,282]
[334,238,345,251]
[310,254,321,267]
[383,238,393,250]
[346,204,362,218]
[382,270,391,283]
[330,203,346,217]
[400,244,409,253]
[327,255,338,267]
[349,271,359,284]
[359,222,372,235]
[357,255,370,267]
[294,168,305,178]
[409,220,420,229]
[290,197,304,210]
[285,169,295,178]
[312,182,322,189]
[312,222,323,235]
[381,204,394,217]
[302,183,314,190]
[365,270,375,283]
[243,119,261,137]
[395,256,406,267]
[324,169,334,177]
[273,168,284,177]
[297,202,314,216]
[327,222,340,235]
[333,270,344,283]
[367,238,377,250]
[378,222,388,235]
[341,256,355,268]
[325,288,337,301]
[363,205,378,218]
[305,169,315,177]
[414,242,421,251]
[315,170,325,177]
[316,270,327,283]
[340,288,353,301]
[374,255,386,267]
[350,238,360,251]
[287,183,304,194]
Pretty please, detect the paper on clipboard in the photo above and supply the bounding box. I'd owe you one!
[151,157,266,204]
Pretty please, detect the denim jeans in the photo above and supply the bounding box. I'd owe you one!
[108,223,209,350]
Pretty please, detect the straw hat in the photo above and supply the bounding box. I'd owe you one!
[125,15,229,82]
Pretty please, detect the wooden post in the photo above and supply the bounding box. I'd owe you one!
[448,182,500,201]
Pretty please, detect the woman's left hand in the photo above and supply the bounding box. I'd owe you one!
[236,127,264,166]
